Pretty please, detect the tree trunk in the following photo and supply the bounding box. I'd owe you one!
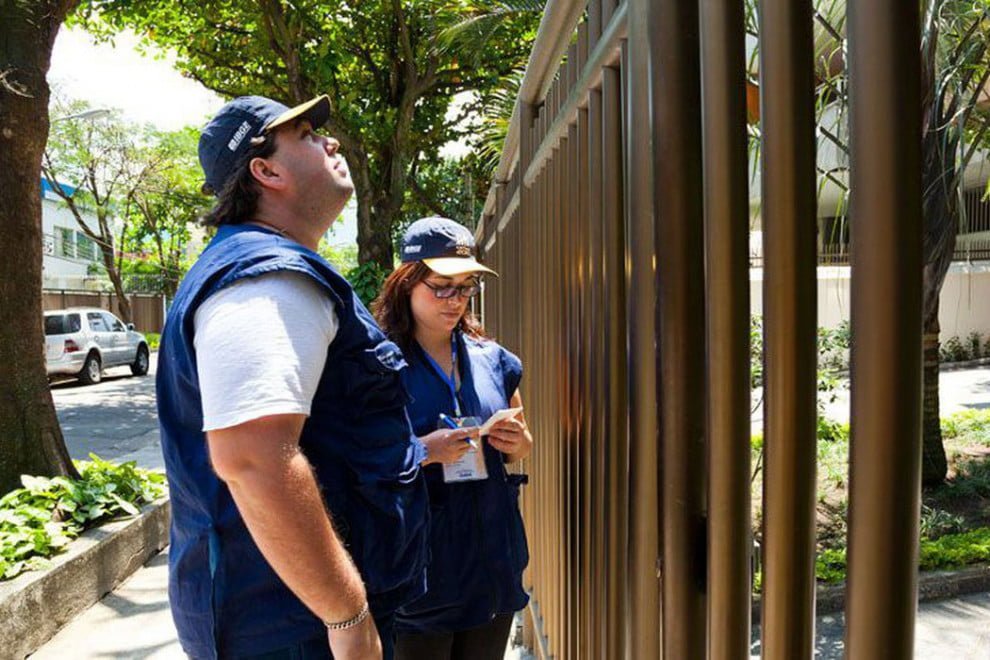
[100,244,132,323]
[0,2,80,494]
[352,155,396,272]
[922,319,948,486]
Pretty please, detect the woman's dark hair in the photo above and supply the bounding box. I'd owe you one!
[202,135,280,227]
[372,262,487,351]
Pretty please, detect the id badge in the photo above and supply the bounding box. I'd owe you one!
[440,415,489,483]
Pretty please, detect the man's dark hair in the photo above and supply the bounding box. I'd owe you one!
[202,135,280,227]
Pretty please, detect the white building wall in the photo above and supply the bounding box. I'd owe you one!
[41,187,108,291]
[750,262,990,341]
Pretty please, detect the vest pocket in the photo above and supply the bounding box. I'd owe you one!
[342,340,413,417]
[349,476,429,594]
[505,473,530,573]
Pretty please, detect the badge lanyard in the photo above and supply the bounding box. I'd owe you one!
[423,333,462,417]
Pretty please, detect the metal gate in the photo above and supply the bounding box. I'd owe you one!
[476,0,922,658]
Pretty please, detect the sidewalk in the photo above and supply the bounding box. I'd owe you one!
[30,543,990,660]
[31,543,531,659]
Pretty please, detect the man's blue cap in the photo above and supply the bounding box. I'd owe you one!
[198,95,330,195]
[400,217,498,277]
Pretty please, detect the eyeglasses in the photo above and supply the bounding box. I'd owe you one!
[423,280,482,299]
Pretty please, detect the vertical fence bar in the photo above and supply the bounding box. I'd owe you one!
[624,1,661,655]
[699,0,753,657]
[758,0,819,657]
[845,1,923,658]
[650,0,708,656]
[602,63,629,660]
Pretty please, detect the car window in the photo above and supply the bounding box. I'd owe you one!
[44,313,81,335]
[87,312,109,332]
[103,312,125,332]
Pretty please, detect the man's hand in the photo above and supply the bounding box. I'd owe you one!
[327,614,382,660]
[420,427,478,465]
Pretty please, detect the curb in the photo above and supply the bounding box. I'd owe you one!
[752,563,990,623]
[0,497,170,659]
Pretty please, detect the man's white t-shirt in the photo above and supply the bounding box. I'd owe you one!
[193,271,339,431]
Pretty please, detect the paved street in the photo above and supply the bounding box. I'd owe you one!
[753,364,990,432]
[50,352,163,469]
[750,591,990,658]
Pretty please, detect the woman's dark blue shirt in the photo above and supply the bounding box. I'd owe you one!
[395,331,530,634]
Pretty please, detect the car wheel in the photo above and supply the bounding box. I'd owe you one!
[131,345,149,376]
[79,352,102,385]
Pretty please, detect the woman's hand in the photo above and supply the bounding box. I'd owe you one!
[420,427,479,466]
[486,394,532,463]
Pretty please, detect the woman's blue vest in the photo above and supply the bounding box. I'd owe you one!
[394,332,530,634]
[156,224,429,658]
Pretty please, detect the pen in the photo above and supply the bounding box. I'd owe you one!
[439,413,479,450]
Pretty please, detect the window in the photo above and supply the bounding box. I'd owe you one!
[87,313,109,332]
[76,232,98,262]
[102,312,125,332]
[44,314,81,336]
[57,227,75,259]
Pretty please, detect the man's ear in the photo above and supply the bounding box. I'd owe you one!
[249,156,285,191]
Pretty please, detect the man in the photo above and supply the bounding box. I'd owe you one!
[156,95,470,659]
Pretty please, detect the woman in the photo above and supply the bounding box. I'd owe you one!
[373,217,533,660]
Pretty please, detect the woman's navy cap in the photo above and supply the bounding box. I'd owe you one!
[198,95,330,195]
[401,217,498,277]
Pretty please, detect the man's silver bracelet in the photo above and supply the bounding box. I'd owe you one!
[324,602,370,631]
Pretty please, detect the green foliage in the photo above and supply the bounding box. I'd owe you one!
[750,315,764,388]
[320,243,360,275]
[817,416,849,445]
[919,527,990,571]
[0,456,166,581]
[920,505,966,539]
[940,458,990,500]
[144,332,161,351]
[940,332,990,363]
[814,528,990,584]
[941,409,990,445]
[346,261,388,308]
[121,126,210,298]
[815,548,847,584]
[74,1,541,267]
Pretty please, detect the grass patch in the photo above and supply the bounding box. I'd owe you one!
[0,455,166,581]
[942,409,990,446]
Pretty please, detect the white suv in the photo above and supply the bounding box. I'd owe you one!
[44,308,150,385]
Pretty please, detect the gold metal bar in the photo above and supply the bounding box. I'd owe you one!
[758,0,819,657]
[845,0,923,657]
[650,0,708,655]
[602,64,628,660]
[624,5,662,655]
[699,0,753,656]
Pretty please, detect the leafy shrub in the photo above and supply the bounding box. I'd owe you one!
[144,332,161,351]
[941,336,969,363]
[919,527,990,571]
[817,416,849,444]
[813,528,990,584]
[346,262,388,308]
[941,409,990,445]
[0,456,166,581]
[920,505,966,539]
[816,548,847,583]
[750,316,764,388]
[967,332,984,361]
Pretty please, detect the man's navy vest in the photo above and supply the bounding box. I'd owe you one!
[156,224,429,659]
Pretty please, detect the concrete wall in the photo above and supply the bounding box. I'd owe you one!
[751,261,990,340]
